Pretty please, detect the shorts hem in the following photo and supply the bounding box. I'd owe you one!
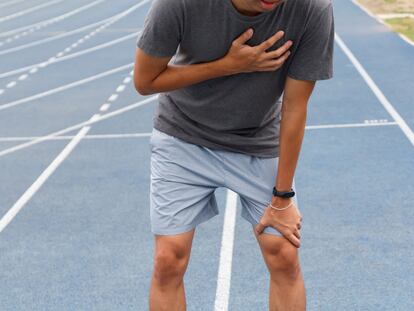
[151,210,219,236]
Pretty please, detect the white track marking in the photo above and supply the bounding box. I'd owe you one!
[6,81,16,88]
[0,0,149,96]
[116,85,126,92]
[0,133,152,142]
[335,33,414,146]
[0,0,64,24]
[123,77,132,84]
[214,189,238,311]
[0,89,4,95]
[0,31,141,79]
[0,121,398,143]
[0,122,92,233]
[306,121,397,130]
[18,74,28,81]
[0,69,148,232]
[0,95,157,157]
[108,94,118,102]
[351,0,414,47]
[0,63,134,111]
[0,0,24,9]
[99,103,111,112]
[0,0,106,38]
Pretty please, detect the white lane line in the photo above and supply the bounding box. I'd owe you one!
[0,63,134,111]
[0,96,157,157]
[0,121,399,144]
[18,74,28,81]
[0,133,152,142]
[335,33,414,147]
[123,77,132,84]
[0,1,146,96]
[116,85,126,93]
[100,103,111,112]
[0,0,24,9]
[6,81,16,88]
[0,31,141,79]
[0,89,4,95]
[108,94,118,102]
[0,0,106,38]
[0,0,64,24]
[0,122,92,234]
[351,0,414,47]
[305,121,397,130]
[0,16,110,56]
[214,189,238,311]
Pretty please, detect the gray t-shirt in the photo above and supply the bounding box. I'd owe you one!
[137,0,334,158]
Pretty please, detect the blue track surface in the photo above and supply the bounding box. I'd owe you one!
[0,0,413,310]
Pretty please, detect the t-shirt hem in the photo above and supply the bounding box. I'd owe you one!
[153,123,280,159]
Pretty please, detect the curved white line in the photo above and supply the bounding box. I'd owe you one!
[0,0,64,23]
[0,31,141,79]
[0,15,111,56]
[0,0,24,9]
[0,63,134,111]
[0,95,157,158]
[0,0,106,37]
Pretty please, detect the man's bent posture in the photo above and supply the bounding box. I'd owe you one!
[134,0,334,310]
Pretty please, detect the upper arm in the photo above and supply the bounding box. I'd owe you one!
[282,76,316,112]
[133,0,184,94]
[133,48,173,95]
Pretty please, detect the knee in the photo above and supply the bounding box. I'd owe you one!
[266,243,301,283]
[153,249,188,286]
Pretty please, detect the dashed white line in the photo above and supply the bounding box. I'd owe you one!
[0,63,134,111]
[108,94,119,102]
[6,81,16,88]
[0,31,141,79]
[0,96,158,157]
[123,77,132,84]
[116,85,126,93]
[0,0,106,38]
[0,0,64,24]
[335,33,414,146]
[18,74,28,81]
[100,103,111,112]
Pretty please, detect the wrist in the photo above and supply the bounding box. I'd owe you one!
[215,57,237,76]
[270,195,292,206]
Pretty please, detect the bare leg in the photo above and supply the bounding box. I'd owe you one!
[149,228,195,311]
[252,226,306,311]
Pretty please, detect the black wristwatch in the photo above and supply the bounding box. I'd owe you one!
[272,186,295,198]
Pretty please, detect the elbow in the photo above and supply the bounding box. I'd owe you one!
[134,79,156,96]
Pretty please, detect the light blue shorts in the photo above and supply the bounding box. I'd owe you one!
[149,127,299,236]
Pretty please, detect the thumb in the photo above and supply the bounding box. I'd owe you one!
[233,28,254,46]
[255,222,266,235]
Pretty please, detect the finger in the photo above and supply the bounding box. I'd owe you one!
[293,228,301,239]
[297,222,301,230]
[255,222,267,235]
[287,234,301,248]
[259,51,291,70]
[256,30,285,52]
[263,40,293,59]
[233,28,254,47]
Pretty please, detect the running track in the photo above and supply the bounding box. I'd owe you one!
[0,0,413,310]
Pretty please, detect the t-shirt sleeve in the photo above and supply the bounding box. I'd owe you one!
[136,0,184,58]
[287,2,335,81]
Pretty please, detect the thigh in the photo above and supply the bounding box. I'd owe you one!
[223,153,299,236]
[149,128,224,235]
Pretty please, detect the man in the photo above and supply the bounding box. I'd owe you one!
[134,0,334,309]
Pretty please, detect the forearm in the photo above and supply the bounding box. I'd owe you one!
[142,58,231,95]
[275,104,307,191]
